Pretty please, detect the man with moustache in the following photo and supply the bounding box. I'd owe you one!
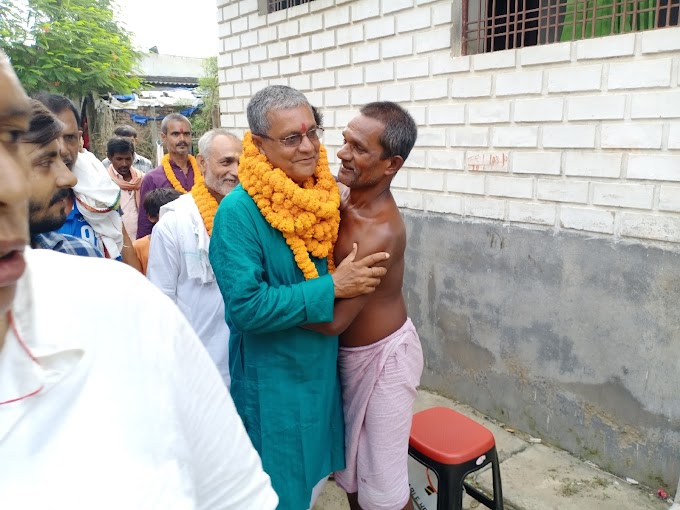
[147,129,242,388]
[101,125,154,173]
[0,51,278,509]
[105,137,144,240]
[19,99,103,257]
[137,113,198,238]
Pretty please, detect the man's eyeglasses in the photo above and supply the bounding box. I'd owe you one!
[256,127,324,148]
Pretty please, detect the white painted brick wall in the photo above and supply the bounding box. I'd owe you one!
[218,0,680,247]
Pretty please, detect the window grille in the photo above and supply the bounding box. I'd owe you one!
[463,0,679,54]
[267,0,314,13]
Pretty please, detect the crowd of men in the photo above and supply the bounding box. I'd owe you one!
[0,48,423,510]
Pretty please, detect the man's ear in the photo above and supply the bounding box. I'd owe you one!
[385,155,404,176]
[196,153,206,170]
[251,134,265,154]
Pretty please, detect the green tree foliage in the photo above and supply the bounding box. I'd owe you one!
[0,0,141,99]
[191,56,219,138]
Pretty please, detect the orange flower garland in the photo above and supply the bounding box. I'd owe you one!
[190,171,219,236]
[162,154,201,193]
[239,131,340,280]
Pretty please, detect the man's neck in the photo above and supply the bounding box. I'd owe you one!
[209,189,224,204]
[347,182,393,211]
[170,153,190,174]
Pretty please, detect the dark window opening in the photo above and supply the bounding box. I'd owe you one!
[268,0,314,13]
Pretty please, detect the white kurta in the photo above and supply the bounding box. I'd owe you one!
[147,193,230,387]
[0,249,277,510]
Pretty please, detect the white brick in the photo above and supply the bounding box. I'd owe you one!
[352,2,380,21]
[519,43,571,66]
[429,104,465,125]
[300,13,324,33]
[289,36,311,55]
[416,128,446,147]
[222,35,240,52]
[280,57,301,76]
[414,79,448,100]
[429,151,465,170]
[396,57,429,79]
[393,190,423,209]
[301,52,323,72]
[451,75,492,98]
[231,49,248,66]
[312,71,335,89]
[512,152,561,175]
[508,202,556,226]
[221,3,239,20]
[366,62,394,83]
[431,55,470,75]
[382,36,414,59]
[249,45,268,62]
[608,58,673,90]
[392,170,408,188]
[325,89,350,107]
[220,114,235,128]
[248,12,265,29]
[488,176,533,199]
[466,151,509,172]
[631,92,680,119]
[352,42,380,64]
[465,197,506,220]
[289,74,310,91]
[620,212,680,242]
[337,24,364,45]
[312,30,336,50]
[380,83,412,102]
[324,48,350,69]
[324,6,349,28]
[412,171,445,191]
[447,127,489,147]
[467,102,510,124]
[537,179,589,203]
[366,16,396,40]
[414,28,452,53]
[335,109,356,129]
[592,183,654,209]
[641,27,680,54]
[424,194,463,215]
[384,0,415,14]
[405,149,426,168]
[492,127,539,148]
[225,67,242,82]
[514,98,563,122]
[575,33,635,60]
[659,186,680,212]
[397,8,431,32]
[277,19,299,40]
[230,16,247,34]
[670,124,680,149]
[564,152,622,178]
[601,124,663,149]
[432,2,453,24]
[409,106,427,125]
[260,61,279,79]
[560,207,614,234]
[628,155,680,182]
[547,65,602,93]
[543,125,596,149]
[568,95,626,121]
[226,98,243,113]
[338,67,363,87]
[242,65,260,81]
[234,82,250,97]
[472,50,516,71]
[447,173,485,194]
[259,26,279,44]
[218,83,233,98]
[217,51,232,69]
[268,77,288,87]
[351,87,379,105]
[495,70,543,96]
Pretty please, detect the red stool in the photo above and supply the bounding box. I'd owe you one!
[409,406,504,510]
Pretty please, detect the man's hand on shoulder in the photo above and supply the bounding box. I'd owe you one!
[332,243,389,299]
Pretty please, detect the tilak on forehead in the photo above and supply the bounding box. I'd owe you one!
[301,123,307,132]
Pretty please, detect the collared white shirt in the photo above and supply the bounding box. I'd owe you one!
[0,249,277,510]
[147,193,230,387]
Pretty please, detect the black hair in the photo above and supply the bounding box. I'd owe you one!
[359,101,417,161]
[113,125,138,138]
[32,92,80,126]
[20,99,63,146]
[143,188,182,217]
[107,136,134,157]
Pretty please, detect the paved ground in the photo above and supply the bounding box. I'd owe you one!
[314,390,671,510]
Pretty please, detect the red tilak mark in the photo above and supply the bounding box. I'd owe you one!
[301,123,307,133]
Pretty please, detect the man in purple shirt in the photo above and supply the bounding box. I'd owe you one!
[137,113,197,238]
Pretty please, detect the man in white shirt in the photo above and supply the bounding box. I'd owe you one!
[0,52,277,510]
[147,128,242,388]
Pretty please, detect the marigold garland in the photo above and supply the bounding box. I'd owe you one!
[239,131,340,280]
[162,154,201,193]
[190,171,219,236]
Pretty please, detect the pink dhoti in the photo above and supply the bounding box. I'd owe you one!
[334,318,423,510]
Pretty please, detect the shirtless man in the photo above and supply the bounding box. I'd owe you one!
[309,102,423,510]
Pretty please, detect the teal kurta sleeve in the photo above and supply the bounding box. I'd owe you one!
[210,187,335,334]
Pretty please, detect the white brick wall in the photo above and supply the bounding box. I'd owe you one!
[218,1,680,246]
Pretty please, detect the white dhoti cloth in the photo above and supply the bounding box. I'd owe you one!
[334,318,423,510]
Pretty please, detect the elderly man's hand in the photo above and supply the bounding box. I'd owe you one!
[332,243,389,298]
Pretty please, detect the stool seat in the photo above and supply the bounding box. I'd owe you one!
[410,406,495,464]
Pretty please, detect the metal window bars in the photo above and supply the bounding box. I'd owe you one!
[267,0,314,13]
[463,0,679,54]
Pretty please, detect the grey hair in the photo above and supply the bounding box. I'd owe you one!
[359,102,417,161]
[160,113,191,134]
[198,128,241,158]
[247,85,312,136]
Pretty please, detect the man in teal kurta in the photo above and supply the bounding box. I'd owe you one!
[209,85,388,510]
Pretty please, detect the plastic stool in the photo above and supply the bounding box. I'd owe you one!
[409,406,504,510]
